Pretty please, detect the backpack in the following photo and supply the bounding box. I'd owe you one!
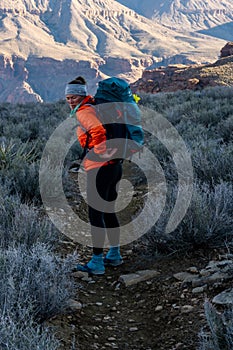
[93,77,144,160]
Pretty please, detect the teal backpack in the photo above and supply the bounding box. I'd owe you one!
[94,77,144,160]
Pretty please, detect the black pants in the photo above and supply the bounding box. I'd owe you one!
[86,162,123,255]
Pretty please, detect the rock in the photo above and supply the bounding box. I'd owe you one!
[175,272,200,287]
[220,42,233,58]
[119,269,160,286]
[181,305,194,313]
[155,305,163,312]
[127,319,135,323]
[173,272,198,282]
[129,327,138,332]
[114,283,121,290]
[65,299,82,311]
[82,276,93,282]
[213,288,233,306]
[187,266,199,274]
[72,271,89,279]
[192,285,207,294]
[130,54,233,94]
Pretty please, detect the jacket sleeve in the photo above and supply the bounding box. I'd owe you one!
[77,105,106,154]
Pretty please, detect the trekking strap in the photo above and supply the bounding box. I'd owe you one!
[69,102,91,160]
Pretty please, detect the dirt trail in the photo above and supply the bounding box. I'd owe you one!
[49,245,225,350]
[47,168,230,349]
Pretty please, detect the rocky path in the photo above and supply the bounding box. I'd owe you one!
[48,246,233,350]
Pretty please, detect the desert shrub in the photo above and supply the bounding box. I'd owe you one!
[140,89,197,117]
[0,244,77,322]
[0,137,42,203]
[198,300,233,350]
[175,120,211,143]
[174,181,233,249]
[0,186,59,249]
[0,313,60,350]
[0,159,41,204]
[216,115,233,143]
[190,140,233,185]
[0,139,38,170]
[141,86,233,130]
[131,88,233,255]
[0,101,70,158]
[143,181,233,254]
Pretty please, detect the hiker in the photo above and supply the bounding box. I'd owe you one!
[65,76,123,275]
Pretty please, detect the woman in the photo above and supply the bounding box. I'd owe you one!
[65,76,123,275]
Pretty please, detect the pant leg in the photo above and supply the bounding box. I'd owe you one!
[102,163,122,246]
[86,162,122,253]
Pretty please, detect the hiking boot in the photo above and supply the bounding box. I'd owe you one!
[103,257,123,266]
[104,247,123,267]
[76,254,105,275]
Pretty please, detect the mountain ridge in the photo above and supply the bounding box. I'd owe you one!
[117,0,233,34]
[0,0,231,102]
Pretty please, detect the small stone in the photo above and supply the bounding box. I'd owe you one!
[66,299,82,311]
[187,267,199,274]
[72,271,89,278]
[119,269,160,287]
[129,327,138,332]
[174,272,198,283]
[192,285,207,294]
[96,302,103,306]
[200,269,212,277]
[82,276,93,282]
[115,283,121,290]
[127,319,135,323]
[181,305,194,313]
[155,305,163,312]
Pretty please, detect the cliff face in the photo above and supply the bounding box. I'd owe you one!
[0,56,97,103]
[131,53,233,94]
[0,55,155,103]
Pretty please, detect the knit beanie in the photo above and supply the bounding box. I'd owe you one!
[65,76,87,96]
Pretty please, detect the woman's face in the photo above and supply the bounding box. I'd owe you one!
[66,95,84,110]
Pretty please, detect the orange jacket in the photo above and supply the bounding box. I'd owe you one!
[75,96,108,171]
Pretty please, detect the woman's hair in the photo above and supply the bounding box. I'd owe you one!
[68,76,86,85]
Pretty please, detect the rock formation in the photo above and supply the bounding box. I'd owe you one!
[0,0,230,103]
[220,42,233,58]
[131,44,233,95]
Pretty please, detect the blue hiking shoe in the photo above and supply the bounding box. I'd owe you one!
[77,254,105,275]
[104,247,123,267]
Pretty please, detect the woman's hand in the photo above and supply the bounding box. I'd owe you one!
[98,148,118,159]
